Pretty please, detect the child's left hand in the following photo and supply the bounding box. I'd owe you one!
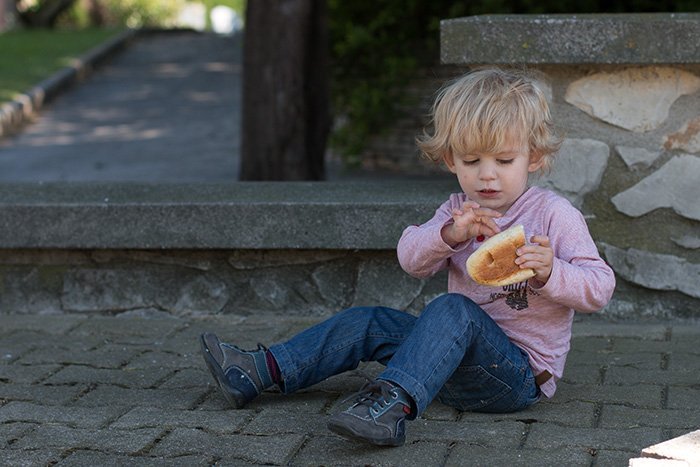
[515,235,553,285]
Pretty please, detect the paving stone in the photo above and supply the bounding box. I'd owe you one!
[1,448,63,466]
[0,401,123,428]
[422,400,460,421]
[110,406,250,433]
[612,338,673,354]
[599,405,700,430]
[605,367,698,386]
[666,351,700,371]
[17,344,139,368]
[55,451,212,466]
[201,389,332,414]
[666,387,700,409]
[464,401,598,428]
[0,331,105,354]
[0,364,61,384]
[73,385,206,409]
[0,315,86,334]
[550,381,663,408]
[290,436,449,467]
[151,428,305,465]
[126,350,201,370]
[157,367,210,389]
[408,419,525,446]
[12,425,163,454]
[0,422,37,448]
[594,449,640,466]
[43,365,173,388]
[68,317,184,344]
[0,383,84,405]
[566,349,663,369]
[445,445,593,466]
[559,364,603,384]
[569,336,613,352]
[525,425,663,452]
[572,323,668,340]
[243,410,328,435]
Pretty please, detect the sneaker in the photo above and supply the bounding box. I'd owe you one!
[327,379,412,447]
[199,332,273,409]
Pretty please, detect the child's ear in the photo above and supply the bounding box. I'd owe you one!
[528,154,545,173]
[444,153,457,173]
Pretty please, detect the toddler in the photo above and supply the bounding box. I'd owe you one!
[200,68,616,447]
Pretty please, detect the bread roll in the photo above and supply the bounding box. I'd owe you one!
[466,224,536,287]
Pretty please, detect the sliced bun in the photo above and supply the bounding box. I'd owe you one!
[466,224,536,287]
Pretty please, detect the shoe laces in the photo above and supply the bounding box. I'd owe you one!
[345,379,399,414]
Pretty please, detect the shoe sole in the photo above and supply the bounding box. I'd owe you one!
[199,334,249,409]
[327,419,405,447]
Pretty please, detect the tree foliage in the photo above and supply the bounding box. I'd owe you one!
[328,0,700,163]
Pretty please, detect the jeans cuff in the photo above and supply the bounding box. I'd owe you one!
[378,367,430,418]
[268,343,298,394]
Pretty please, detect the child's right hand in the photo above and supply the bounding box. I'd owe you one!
[441,201,502,247]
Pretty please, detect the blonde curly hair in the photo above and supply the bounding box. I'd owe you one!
[417,68,561,173]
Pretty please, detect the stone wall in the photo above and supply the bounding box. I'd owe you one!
[440,14,700,318]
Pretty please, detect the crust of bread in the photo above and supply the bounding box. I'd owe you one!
[466,224,536,287]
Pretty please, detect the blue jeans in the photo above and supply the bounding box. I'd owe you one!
[269,293,540,417]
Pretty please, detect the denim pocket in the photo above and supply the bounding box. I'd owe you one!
[437,364,512,412]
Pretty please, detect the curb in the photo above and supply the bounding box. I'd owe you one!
[0,28,137,139]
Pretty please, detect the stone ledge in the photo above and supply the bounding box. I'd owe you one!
[441,13,700,65]
[0,181,457,250]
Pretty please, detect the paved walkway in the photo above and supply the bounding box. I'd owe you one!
[0,31,242,182]
[2,313,699,466]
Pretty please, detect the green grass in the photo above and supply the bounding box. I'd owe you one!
[0,28,122,104]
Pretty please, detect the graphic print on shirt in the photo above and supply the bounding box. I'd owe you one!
[489,281,535,311]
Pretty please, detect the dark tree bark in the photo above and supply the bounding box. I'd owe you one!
[240,0,330,181]
[14,0,76,28]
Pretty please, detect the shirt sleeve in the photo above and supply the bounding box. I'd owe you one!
[530,198,616,312]
[396,196,470,279]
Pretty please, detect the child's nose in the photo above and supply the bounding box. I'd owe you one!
[479,164,497,180]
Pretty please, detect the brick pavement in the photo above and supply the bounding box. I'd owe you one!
[1,313,699,466]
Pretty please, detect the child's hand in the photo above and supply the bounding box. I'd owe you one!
[441,201,502,247]
[515,235,554,285]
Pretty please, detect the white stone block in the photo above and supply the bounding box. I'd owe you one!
[640,429,700,466]
[533,138,609,207]
[602,244,700,299]
[611,154,700,221]
[565,67,700,132]
[616,146,662,170]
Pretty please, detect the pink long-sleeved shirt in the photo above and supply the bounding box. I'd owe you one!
[397,186,616,398]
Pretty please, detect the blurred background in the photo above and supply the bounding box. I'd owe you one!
[0,0,698,182]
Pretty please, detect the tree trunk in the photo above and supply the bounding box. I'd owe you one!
[240,0,330,181]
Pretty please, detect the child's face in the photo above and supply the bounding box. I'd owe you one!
[446,138,543,214]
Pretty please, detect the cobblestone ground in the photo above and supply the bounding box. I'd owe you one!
[1,313,699,466]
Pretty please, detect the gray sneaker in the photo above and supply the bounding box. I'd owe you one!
[199,332,273,409]
[327,380,412,447]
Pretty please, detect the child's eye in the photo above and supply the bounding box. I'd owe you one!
[462,159,479,166]
[497,159,514,165]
